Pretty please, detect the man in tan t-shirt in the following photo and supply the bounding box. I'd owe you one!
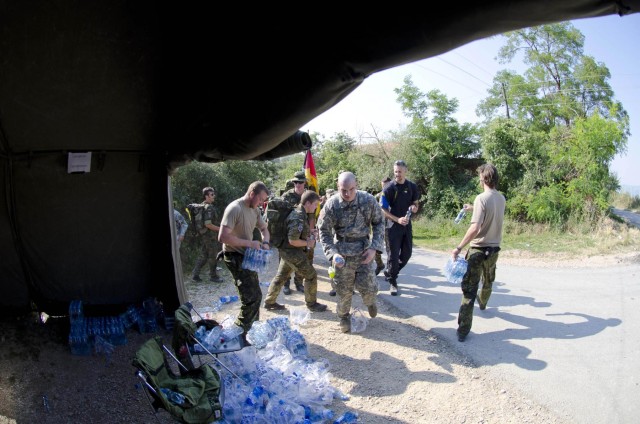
[451,163,506,342]
[219,181,271,341]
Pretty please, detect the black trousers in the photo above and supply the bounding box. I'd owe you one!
[386,223,413,281]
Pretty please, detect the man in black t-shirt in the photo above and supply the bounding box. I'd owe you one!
[381,160,419,296]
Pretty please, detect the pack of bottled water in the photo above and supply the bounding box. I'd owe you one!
[212,313,363,423]
[241,248,273,273]
[350,307,368,333]
[444,257,468,285]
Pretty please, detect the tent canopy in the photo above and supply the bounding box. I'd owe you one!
[1,1,638,315]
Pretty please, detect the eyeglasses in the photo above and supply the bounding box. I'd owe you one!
[294,181,305,185]
[394,160,407,167]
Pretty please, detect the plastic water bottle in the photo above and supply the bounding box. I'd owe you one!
[204,326,223,349]
[445,257,468,284]
[220,295,239,304]
[160,388,186,406]
[350,308,368,333]
[454,208,466,224]
[222,323,244,340]
[246,320,275,348]
[284,329,308,357]
[328,266,336,279]
[334,411,358,423]
[405,209,412,221]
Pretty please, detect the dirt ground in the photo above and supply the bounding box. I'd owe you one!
[0,247,583,424]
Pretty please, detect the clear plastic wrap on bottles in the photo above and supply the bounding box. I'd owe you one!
[350,307,368,333]
[160,388,186,406]
[445,257,468,284]
[242,248,273,273]
[284,329,308,357]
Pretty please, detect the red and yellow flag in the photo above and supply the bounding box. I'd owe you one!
[304,149,320,217]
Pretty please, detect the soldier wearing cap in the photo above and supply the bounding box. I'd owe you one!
[279,170,317,295]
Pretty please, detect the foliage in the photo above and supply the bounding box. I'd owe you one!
[475,22,629,225]
[411,213,640,258]
[169,23,632,238]
[393,77,480,217]
[611,191,640,212]
[170,160,278,266]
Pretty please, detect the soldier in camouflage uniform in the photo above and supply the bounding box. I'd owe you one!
[191,187,223,283]
[318,171,385,333]
[280,170,316,295]
[264,191,327,312]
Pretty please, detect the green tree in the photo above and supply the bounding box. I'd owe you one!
[477,22,629,224]
[394,76,480,216]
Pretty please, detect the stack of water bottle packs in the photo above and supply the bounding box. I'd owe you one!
[196,315,358,423]
[68,297,169,356]
[68,300,128,356]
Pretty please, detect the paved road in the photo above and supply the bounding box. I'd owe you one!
[612,207,640,228]
[376,248,640,424]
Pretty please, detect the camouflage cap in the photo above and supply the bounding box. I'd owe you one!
[291,170,306,183]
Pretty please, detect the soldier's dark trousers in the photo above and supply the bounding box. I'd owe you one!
[223,252,262,334]
[192,235,220,279]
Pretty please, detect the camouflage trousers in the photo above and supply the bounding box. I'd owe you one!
[223,251,262,333]
[285,248,314,289]
[333,255,378,319]
[265,248,318,307]
[457,247,500,337]
[374,227,390,268]
[192,233,220,279]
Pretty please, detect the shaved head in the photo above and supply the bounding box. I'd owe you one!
[338,171,356,186]
[337,171,358,202]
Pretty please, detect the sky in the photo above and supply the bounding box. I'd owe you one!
[300,14,640,187]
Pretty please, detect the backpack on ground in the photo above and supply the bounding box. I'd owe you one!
[264,197,294,248]
[186,204,208,236]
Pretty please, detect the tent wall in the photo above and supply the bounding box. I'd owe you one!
[0,152,179,316]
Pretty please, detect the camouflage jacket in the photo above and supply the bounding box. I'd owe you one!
[317,190,385,258]
[281,189,301,207]
[282,205,311,250]
[202,203,219,239]
[282,188,315,225]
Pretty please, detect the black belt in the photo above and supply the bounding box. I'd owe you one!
[223,251,243,259]
[473,246,501,256]
[336,236,369,243]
